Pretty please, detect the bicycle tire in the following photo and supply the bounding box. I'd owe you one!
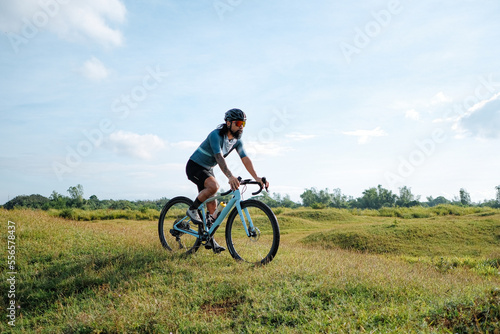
[225,199,280,265]
[158,196,202,255]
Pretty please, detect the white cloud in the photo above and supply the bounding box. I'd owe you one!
[285,132,316,141]
[170,141,200,150]
[405,109,420,121]
[81,56,109,81]
[468,91,500,113]
[106,131,166,159]
[431,92,452,105]
[455,93,500,139]
[0,0,126,47]
[245,141,293,157]
[432,117,448,124]
[342,127,388,144]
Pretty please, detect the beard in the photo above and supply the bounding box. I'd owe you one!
[230,128,243,139]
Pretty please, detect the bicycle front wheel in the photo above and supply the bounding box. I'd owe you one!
[158,196,201,255]
[225,199,280,265]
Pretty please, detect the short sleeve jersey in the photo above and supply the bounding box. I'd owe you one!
[189,128,247,169]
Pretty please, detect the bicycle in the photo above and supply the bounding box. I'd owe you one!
[158,177,280,265]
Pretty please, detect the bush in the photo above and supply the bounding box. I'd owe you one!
[53,208,160,221]
[311,203,326,210]
[273,208,284,215]
[380,207,432,219]
[59,208,76,220]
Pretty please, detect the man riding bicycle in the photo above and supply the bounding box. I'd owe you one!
[185,108,269,253]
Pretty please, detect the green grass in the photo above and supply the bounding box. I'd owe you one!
[349,204,499,218]
[1,207,499,333]
[48,208,160,221]
[302,215,500,256]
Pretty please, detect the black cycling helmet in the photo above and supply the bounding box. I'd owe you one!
[224,108,246,122]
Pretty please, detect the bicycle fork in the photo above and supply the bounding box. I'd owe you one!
[237,205,260,241]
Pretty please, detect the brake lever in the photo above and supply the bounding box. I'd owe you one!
[220,177,248,196]
[251,177,268,196]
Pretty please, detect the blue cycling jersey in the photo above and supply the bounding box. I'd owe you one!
[189,128,247,169]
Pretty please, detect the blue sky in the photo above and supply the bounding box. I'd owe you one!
[1,0,499,204]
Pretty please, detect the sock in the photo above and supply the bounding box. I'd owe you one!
[190,198,202,210]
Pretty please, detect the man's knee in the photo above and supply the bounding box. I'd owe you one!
[205,178,219,194]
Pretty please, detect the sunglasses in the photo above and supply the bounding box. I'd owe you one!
[233,120,246,128]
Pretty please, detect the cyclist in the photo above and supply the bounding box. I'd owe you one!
[185,108,269,253]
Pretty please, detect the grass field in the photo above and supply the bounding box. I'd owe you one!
[1,207,499,333]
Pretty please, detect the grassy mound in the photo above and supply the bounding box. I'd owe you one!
[301,216,500,258]
[350,205,500,219]
[281,208,352,222]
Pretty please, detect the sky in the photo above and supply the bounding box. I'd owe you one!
[1,0,500,205]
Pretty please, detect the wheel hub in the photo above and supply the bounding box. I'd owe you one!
[249,227,260,242]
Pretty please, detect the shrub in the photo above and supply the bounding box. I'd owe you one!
[59,208,75,220]
[273,208,284,215]
[53,208,160,221]
[311,203,326,210]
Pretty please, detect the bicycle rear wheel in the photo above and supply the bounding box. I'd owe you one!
[158,196,201,255]
[225,199,280,265]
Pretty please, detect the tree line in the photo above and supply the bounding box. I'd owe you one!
[257,185,500,209]
[2,184,500,211]
[2,184,168,211]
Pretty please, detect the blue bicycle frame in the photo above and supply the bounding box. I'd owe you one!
[172,189,254,240]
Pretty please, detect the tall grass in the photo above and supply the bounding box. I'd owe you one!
[48,208,160,221]
[46,204,500,222]
[349,204,499,219]
[0,208,499,333]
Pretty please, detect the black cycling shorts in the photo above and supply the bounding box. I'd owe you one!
[186,159,215,192]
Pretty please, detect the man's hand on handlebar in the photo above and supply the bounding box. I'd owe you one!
[228,175,240,190]
[255,177,269,191]
[221,177,269,196]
